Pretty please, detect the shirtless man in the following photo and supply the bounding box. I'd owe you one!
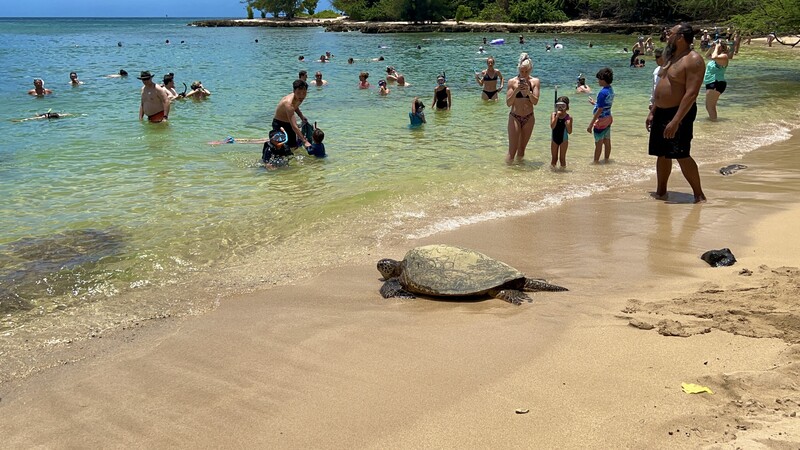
[137,71,171,123]
[272,79,310,149]
[28,79,53,96]
[310,71,328,86]
[162,73,181,100]
[69,72,83,85]
[646,23,706,203]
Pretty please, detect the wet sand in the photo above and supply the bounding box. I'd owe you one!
[1,131,799,447]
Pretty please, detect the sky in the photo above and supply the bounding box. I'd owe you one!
[2,0,334,18]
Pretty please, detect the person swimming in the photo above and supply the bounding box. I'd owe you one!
[15,110,73,122]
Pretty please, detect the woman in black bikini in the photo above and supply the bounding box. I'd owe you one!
[506,52,540,163]
[475,57,504,101]
[432,74,451,110]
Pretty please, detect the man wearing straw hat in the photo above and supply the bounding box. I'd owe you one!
[138,71,171,123]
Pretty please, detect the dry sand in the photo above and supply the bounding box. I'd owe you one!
[1,131,799,447]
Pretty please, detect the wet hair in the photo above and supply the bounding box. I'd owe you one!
[70,72,77,78]
[360,71,369,79]
[190,81,201,90]
[378,79,386,87]
[298,70,307,79]
[577,76,586,85]
[119,69,128,76]
[293,79,308,91]
[347,57,354,64]
[299,55,305,61]
[315,71,322,77]
[377,56,384,61]
[557,95,570,106]
[654,48,664,58]
[518,52,532,70]
[596,67,613,84]
[386,66,394,74]
[312,128,324,143]
[677,22,695,45]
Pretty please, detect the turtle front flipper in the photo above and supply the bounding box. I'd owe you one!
[523,278,568,292]
[380,278,416,299]
[492,289,531,305]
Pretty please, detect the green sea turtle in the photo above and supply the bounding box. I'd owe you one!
[377,244,568,305]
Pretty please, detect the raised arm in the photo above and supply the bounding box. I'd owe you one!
[505,77,518,107]
[530,78,540,106]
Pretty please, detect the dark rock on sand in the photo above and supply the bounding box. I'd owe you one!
[719,164,747,176]
[701,248,737,267]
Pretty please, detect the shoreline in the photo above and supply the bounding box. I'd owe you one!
[2,127,799,446]
[190,18,665,34]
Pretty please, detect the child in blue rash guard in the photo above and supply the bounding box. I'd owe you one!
[409,97,426,126]
[587,67,614,163]
[262,128,293,169]
[305,127,327,158]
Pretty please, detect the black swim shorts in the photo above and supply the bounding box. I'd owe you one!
[705,81,727,94]
[271,118,297,149]
[648,103,697,159]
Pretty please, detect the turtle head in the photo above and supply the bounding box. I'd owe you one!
[377,258,403,280]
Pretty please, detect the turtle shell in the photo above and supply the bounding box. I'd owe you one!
[400,244,525,296]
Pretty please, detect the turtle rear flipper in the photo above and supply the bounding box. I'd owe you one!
[380,278,416,299]
[493,289,531,305]
[523,278,568,292]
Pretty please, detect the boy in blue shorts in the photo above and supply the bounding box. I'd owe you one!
[587,67,614,163]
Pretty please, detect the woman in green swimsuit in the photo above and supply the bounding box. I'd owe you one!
[704,40,729,121]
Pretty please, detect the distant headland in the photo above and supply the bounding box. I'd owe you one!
[189,18,663,35]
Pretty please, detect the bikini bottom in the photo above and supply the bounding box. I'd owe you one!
[509,111,533,127]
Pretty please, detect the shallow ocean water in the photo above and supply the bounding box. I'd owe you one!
[1,18,799,345]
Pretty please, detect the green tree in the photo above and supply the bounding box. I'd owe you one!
[304,0,320,15]
[731,0,800,35]
[247,4,255,18]
[477,2,508,21]
[508,0,568,22]
[456,4,474,21]
[247,0,305,19]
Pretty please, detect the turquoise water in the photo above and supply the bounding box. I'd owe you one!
[2,18,800,343]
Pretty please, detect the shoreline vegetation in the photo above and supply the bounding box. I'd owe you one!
[190,17,664,34]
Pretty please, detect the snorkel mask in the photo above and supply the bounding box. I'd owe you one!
[271,131,288,147]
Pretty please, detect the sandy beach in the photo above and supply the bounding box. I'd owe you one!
[2,123,800,447]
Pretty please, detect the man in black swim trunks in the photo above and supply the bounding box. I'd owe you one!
[646,22,707,203]
[272,79,310,149]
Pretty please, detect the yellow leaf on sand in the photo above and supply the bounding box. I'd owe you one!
[682,382,713,394]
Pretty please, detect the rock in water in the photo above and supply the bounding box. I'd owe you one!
[719,164,747,176]
[701,248,737,267]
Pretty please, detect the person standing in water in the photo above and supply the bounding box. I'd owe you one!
[703,40,729,121]
[272,79,310,150]
[137,71,170,123]
[432,74,451,110]
[505,53,540,164]
[28,78,53,96]
[646,22,706,203]
[475,56,504,101]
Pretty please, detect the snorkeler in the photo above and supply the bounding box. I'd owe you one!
[15,110,73,122]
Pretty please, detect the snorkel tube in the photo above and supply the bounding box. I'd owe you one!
[179,82,188,98]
